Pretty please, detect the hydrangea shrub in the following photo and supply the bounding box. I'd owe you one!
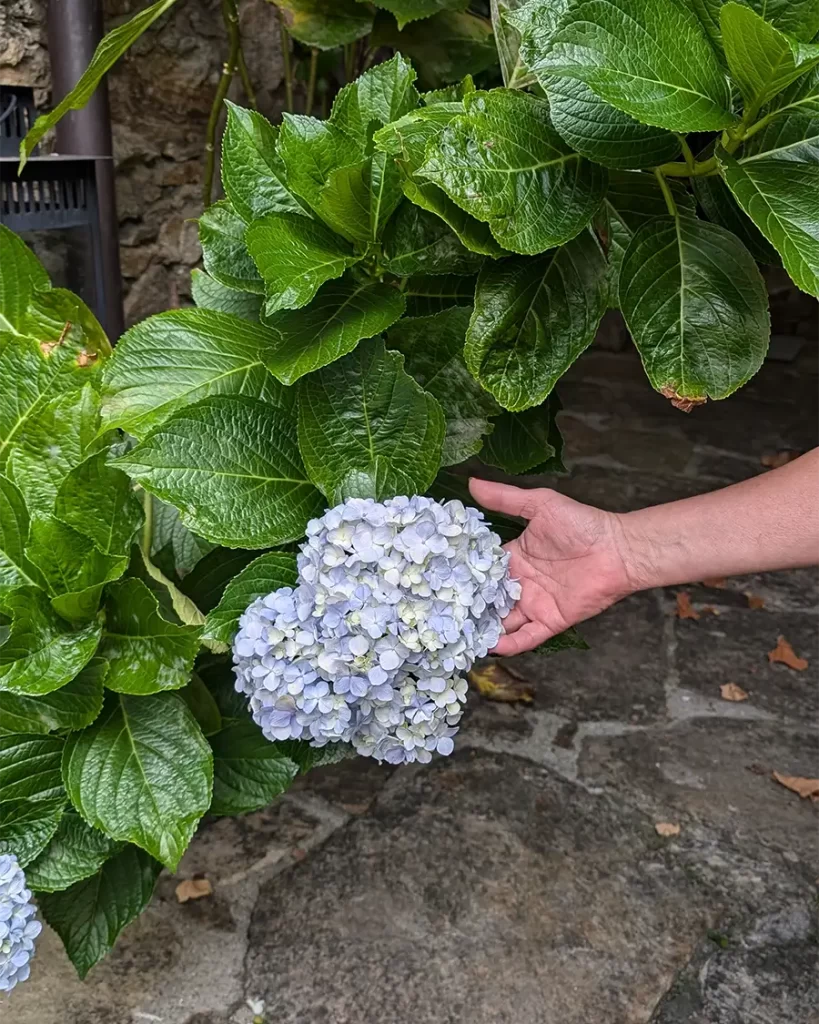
[3,0,818,988]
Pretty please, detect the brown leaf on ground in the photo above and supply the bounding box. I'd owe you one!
[175,876,212,903]
[771,772,819,801]
[468,663,535,704]
[745,592,765,610]
[76,349,98,367]
[655,822,681,837]
[720,683,749,702]
[675,592,700,620]
[701,577,727,588]
[761,450,801,469]
[768,636,809,671]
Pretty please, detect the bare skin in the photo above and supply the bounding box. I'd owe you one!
[469,448,819,656]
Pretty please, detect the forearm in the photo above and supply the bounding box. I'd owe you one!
[617,449,819,591]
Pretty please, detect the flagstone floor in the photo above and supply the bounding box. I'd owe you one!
[8,328,818,1024]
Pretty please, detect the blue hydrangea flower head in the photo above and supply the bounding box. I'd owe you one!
[0,854,41,993]
[233,496,520,764]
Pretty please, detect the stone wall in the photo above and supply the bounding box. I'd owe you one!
[1,0,284,326]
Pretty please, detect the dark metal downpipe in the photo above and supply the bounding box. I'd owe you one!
[47,0,124,340]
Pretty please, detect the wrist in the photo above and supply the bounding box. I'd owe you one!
[611,510,663,595]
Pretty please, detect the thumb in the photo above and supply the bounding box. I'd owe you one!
[468,478,542,520]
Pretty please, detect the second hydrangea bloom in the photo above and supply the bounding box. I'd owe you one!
[233,496,520,764]
[0,854,42,993]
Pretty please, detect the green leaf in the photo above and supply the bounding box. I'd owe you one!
[297,337,445,502]
[0,659,106,736]
[314,160,379,244]
[465,230,608,411]
[0,733,65,803]
[536,0,735,132]
[38,845,162,978]
[524,393,566,474]
[97,578,200,695]
[179,548,259,615]
[619,215,770,407]
[331,53,421,150]
[693,163,780,265]
[209,719,300,816]
[717,146,819,297]
[190,269,263,322]
[23,286,111,361]
[101,308,290,438]
[421,75,476,105]
[221,101,307,222]
[150,498,215,579]
[199,200,264,294]
[272,0,373,49]
[115,397,324,549]
[721,2,819,113]
[246,213,361,316]
[0,587,101,695]
[0,224,50,333]
[371,10,499,89]
[62,690,212,870]
[25,811,123,893]
[19,0,181,168]
[494,0,538,89]
[55,451,143,557]
[692,0,819,47]
[427,470,522,542]
[368,0,470,30]
[203,552,298,647]
[374,103,464,167]
[25,516,127,623]
[387,306,500,465]
[260,277,406,385]
[481,400,561,474]
[418,89,607,255]
[0,474,41,600]
[0,797,65,865]
[403,274,476,316]
[532,626,589,654]
[179,673,222,738]
[382,201,485,276]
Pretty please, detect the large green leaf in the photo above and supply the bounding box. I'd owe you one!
[367,0,470,30]
[371,10,499,89]
[418,89,607,255]
[39,845,162,978]
[465,230,608,411]
[190,269,263,322]
[272,0,373,49]
[535,0,735,132]
[619,215,770,408]
[179,673,222,737]
[721,3,819,114]
[203,552,298,647]
[0,658,106,736]
[0,224,50,333]
[150,498,215,580]
[260,277,406,385]
[331,53,421,150]
[387,306,500,465]
[0,587,100,696]
[97,578,200,695]
[374,103,464,167]
[115,397,324,548]
[0,733,65,803]
[382,201,485,276]
[298,337,446,502]
[209,719,300,816]
[481,400,562,474]
[718,148,819,297]
[403,273,476,316]
[18,0,181,167]
[759,64,819,124]
[101,308,289,438]
[693,164,780,265]
[0,797,65,866]
[179,548,259,615]
[221,101,306,223]
[0,474,41,600]
[692,0,819,46]
[199,200,264,294]
[23,286,111,361]
[25,811,123,894]
[494,0,538,89]
[55,451,144,557]
[246,213,361,316]
[62,690,212,870]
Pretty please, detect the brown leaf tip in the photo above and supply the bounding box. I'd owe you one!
[659,387,707,413]
[76,349,98,367]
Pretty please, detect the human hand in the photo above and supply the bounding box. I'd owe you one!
[468,478,635,656]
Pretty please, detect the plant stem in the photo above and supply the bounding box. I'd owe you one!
[203,0,241,208]
[343,42,354,82]
[237,48,257,110]
[677,134,696,172]
[279,15,293,113]
[305,47,318,115]
[657,154,717,177]
[654,167,678,217]
[141,488,153,556]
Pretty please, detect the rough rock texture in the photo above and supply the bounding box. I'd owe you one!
[1,0,283,325]
[6,343,817,1024]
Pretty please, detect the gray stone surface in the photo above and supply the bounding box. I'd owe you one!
[5,349,818,1024]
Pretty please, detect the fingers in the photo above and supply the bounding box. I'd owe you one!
[491,621,552,656]
[501,607,528,634]
[468,478,545,520]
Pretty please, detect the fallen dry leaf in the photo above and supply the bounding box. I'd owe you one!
[468,663,535,704]
[701,577,726,588]
[655,822,681,837]
[771,772,819,801]
[720,683,749,702]
[745,592,765,610]
[768,636,809,671]
[761,450,801,469]
[175,876,212,903]
[76,349,98,367]
[675,592,700,620]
